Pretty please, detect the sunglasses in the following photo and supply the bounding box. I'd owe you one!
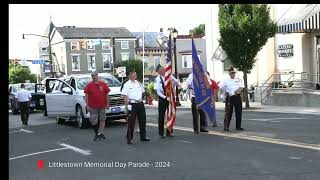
[230,72,236,74]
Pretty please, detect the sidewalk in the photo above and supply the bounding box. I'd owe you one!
[145,100,320,115]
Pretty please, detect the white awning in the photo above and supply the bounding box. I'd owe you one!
[277,4,320,33]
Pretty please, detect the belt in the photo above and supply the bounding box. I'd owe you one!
[129,99,142,104]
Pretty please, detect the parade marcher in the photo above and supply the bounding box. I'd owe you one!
[121,79,140,133]
[186,72,209,133]
[84,71,110,141]
[15,83,32,125]
[154,64,180,138]
[206,71,219,127]
[218,67,244,131]
[121,69,150,144]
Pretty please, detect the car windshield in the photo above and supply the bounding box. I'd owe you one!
[77,75,122,90]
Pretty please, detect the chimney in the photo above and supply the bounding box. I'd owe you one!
[160,28,163,32]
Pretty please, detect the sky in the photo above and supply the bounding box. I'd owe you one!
[9,4,211,61]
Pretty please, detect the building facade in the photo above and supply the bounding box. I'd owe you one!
[46,26,136,77]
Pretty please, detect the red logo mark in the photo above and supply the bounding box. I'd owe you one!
[38,160,44,170]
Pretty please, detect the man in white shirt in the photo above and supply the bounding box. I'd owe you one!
[15,83,32,125]
[121,69,150,144]
[154,64,180,138]
[218,66,244,131]
[186,72,209,133]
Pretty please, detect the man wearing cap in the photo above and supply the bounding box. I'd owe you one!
[218,66,244,131]
[15,83,32,125]
[154,64,180,138]
[84,71,110,141]
[121,69,150,144]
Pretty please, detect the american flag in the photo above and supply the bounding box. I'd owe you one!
[164,34,176,133]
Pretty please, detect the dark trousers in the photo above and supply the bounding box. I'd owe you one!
[224,94,242,129]
[19,102,30,123]
[127,102,147,140]
[191,97,207,132]
[158,97,172,136]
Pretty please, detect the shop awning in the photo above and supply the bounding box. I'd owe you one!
[277,4,320,33]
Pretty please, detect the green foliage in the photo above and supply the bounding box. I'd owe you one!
[115,59,143,82]
[147,82,157,97]
[190,24,205,37]
[218,4,277,73]
[218,4,277,108]
[9,61,37,84]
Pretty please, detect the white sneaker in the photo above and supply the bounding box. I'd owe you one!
[135,128,140,133]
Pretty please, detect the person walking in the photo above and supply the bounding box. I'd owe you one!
[15,83,32,125]
[121,69,150,144]
[154,64,179,138]
[218,67,244,131]
[84,71,110,141]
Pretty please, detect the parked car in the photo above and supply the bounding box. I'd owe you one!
[44,73,130,128]
[8,83,46,114]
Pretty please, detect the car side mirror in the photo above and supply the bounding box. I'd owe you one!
[62,87,72,94]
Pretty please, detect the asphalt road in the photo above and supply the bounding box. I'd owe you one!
[9,109,320,180]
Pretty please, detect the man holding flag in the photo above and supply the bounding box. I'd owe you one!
[156,34,179,137]
[186,39,217,133]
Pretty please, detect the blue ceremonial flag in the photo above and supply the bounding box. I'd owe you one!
[192,39,216,125]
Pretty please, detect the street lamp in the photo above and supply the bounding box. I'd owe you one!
[22,33,54,78]
[169,27,181,106]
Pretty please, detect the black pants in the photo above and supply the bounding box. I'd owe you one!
[158,97,172,136]
[224,94,242,129]
[191,97,207,132]
[127,102,147,140]
[19,102,30,124]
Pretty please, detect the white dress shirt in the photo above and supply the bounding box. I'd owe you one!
[16,88,32,102]
[218,77,244,96]
[121,80,145,101]
[154,74,179,99]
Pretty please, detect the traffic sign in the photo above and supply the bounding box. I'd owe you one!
[32,60,45,64]
[117,67,126,77]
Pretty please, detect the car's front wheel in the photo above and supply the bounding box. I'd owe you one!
[76,105,89,129]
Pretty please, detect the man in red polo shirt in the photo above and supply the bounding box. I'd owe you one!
[84,71,110,141]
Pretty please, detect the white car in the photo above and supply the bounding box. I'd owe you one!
[44,73,130,128]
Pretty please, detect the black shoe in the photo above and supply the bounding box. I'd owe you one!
[212,124,218,127]
[127,139,132,144]
[200,128,209,132]
[99,134,106,139]
[194,130,199,134]
[236,128,244,131]
[93,135,101,141]
[140,137,150,141]
[167,134,174,137]
[160,135,166,138]
[224,128,229,131]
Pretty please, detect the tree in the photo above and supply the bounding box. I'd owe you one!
[190,24,205,37]
[115,59,143,82]
[9,61,37,84]
[218,4,277,108]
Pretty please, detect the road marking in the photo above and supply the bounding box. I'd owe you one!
[9,129,34,134]
[176,140,193,144]
[59,143,92,156]
[9,148,68,160]
[146,123,320,151]
[246,117,303,122]
[20,129,34,133]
